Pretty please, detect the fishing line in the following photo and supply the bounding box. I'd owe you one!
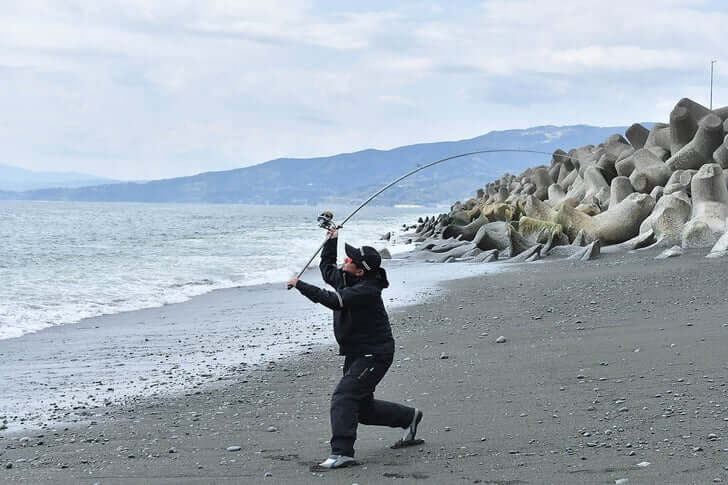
[290,148,574,283]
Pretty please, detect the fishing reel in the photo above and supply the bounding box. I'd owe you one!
[317,211,338,230]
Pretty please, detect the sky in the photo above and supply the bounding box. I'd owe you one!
[1,1,726,180]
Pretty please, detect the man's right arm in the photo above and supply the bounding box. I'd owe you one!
[320,236,344,288]
[295,280,344,311]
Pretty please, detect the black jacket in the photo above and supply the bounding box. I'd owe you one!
[295,237,395,356]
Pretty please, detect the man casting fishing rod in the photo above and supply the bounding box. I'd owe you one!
[283,148,573,468]
[287,227,423,469]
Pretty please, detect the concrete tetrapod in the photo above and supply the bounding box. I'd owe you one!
[664,170,696,196]
[603,134,633,162]
[594,193,655,245]
[422,239,470,253]
[518,217,565,245]
[482,203,515,222]
[650,186,664,202]
[638,192,692,247]
[567,240,600,261]
[504,244,542,263]
[530,167,553,201]
[714,135,728,168]
[615,147,636,175]
[681,163,728,248]
[625,123,649,149]
[576,202,601,216]
[442,213,490,241]
[714,106,728,121]
[601,229,657,253]
[543,245,585,258]
[472,249,499,263]
[669,98,712,155]
[523,195,557,222]
[655,246,683,259]
[628,149,672,193]
[538,229,569,256]
[559,167,580,191]
[472,221,532,257]
[547,183,567,205]
[564,173,587,202]
[426,243,478,263]
[644,122,672,159]
[448,209,472,226]
[582,166,610,207]
[554,193,655,245]
[706,221,728,258]
[666,114,725,171]
[615,152,637,178]
[609,176,634,208]
[545,241,601,260]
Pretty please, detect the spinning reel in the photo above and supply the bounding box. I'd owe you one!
[316,211,338,231]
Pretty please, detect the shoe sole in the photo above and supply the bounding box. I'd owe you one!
[309,460,359,472]
[391,410,424,449]
[390,438,425,449]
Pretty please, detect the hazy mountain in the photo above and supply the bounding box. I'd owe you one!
[0,164,119,191]
[5,124,641,206]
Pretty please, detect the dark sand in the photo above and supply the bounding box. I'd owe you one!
[2,247,728,484]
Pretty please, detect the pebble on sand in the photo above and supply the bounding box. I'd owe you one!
[226,446,241,452]
[495,336,507,343]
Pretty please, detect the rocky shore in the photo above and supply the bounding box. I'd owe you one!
[409,98,728,265]
[2,247,728,484]
[4,96,728,484]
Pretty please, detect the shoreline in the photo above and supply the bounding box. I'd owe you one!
[3,247,728,483]
[0,255,508,433]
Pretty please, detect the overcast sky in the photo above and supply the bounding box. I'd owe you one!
[1,1,726,180]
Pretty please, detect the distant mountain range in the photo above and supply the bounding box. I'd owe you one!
[0,164,119,191]
[1,124,641,206]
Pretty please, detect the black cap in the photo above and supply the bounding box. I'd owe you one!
[345,243,382,272]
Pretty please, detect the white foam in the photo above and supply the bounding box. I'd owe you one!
[0,202,433,340]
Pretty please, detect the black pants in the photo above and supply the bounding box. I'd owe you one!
[330,354,414,457]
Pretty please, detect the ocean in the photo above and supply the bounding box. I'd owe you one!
[0,201,431,340]
[0,200,516,429]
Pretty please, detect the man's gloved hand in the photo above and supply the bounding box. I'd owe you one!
[327,228,338,239]
[286,277,298,290]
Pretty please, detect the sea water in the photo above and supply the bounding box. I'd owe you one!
[0,200,516,429]
[0,201,432,340]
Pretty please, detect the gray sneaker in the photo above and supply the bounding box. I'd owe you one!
[402,408,423,442]
[318,454,357,469]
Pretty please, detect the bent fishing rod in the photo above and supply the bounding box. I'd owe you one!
[289,148,574,286]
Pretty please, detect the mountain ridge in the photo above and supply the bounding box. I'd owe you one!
[0,164,120,191]
[2,124,644,206]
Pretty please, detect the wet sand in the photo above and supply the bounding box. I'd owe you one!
[2,247,728,484]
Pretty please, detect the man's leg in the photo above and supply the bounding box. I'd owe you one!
[357,355,414,428]
[329,356,360,457]
[358,397,414,428]
[330,355,403,456]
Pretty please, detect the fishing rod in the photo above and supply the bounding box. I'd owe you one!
[289,148,574,286]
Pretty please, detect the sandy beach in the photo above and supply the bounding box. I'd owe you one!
[2,247,728,484]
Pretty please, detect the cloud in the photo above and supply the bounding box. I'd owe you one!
[0,0,726,179]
